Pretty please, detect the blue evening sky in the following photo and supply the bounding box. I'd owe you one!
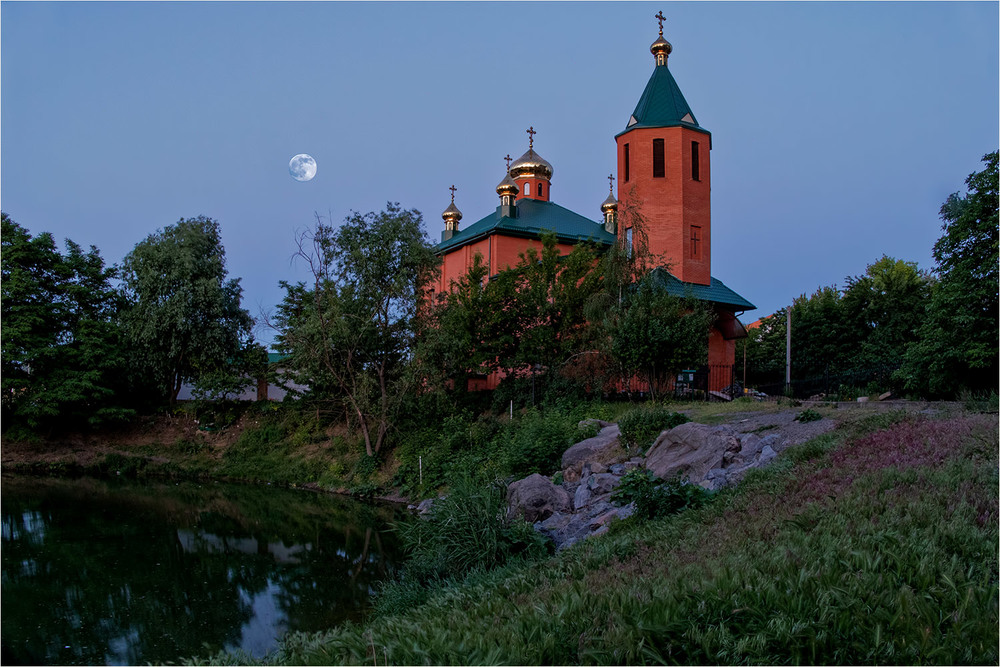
[3,2,997,348]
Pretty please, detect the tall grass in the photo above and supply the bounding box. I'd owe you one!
[189,411,998,666]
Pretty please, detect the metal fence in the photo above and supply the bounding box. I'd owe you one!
[748,364,901,400]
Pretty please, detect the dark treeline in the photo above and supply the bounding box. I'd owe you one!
[3,152,995,443]
[1,214,260,435]
[741,151,998,399]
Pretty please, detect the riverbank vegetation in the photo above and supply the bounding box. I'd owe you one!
[188,409,997,665]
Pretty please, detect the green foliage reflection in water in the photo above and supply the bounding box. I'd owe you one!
[191,412,998,666]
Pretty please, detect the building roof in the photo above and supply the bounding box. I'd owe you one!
[647,267,756,311]
[435,198,616,253]
[616,64,710,138]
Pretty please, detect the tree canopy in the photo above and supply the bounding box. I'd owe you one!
[120,216,255,405]
[274,204,439,456]
[898,151,999,396]
[1,213,131,430]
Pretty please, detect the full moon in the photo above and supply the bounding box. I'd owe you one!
[289,154,317,182]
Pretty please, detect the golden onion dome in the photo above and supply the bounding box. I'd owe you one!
[601,192,619,213]
[509,148,554,181]
[496,172,519,197]
[650,35,672,59]
[442,201,462,223]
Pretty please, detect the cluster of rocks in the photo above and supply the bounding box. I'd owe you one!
[506,416,820,550]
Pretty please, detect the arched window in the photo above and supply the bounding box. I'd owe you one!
[524,183,531,196]
[537,183,544,198]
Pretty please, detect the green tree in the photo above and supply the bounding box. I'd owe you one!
[605,270,715,399]
[841,255,931,370]
[414,253,494,397]
[274,204,439,456]
[899,151,999,396]
[120,216,254,406]
[1,213,130,430]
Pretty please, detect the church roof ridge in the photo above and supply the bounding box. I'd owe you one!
[435,198,615,253]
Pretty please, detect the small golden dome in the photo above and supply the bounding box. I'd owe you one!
[442,201,462,223]
[496,172,519,197]
[650,35,672,58]
[601,192,618,213]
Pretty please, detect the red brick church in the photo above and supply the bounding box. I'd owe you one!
[432,14,754,393]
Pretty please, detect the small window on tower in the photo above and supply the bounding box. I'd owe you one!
[538,183,544,198]
[524,183,531,196]
[624,143,630,182]
[690,225,702,259]
[652,139,665,178]
[691,141,700,181]
[625,226,634,259]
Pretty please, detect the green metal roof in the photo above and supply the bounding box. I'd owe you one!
[435,198,616,254]
[616,65,711,139]
[647,267,756,312]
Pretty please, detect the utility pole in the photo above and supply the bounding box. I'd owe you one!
[785,308,791,395]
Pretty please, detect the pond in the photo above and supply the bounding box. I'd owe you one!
[0,474,410,665]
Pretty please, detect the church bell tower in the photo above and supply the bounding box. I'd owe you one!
[616,12,712,286]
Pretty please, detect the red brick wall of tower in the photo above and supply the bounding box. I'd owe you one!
[615,125,711,286]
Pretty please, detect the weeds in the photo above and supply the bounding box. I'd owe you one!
[617,405,689,452]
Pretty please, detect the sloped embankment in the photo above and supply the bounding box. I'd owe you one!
[204,410,998,666]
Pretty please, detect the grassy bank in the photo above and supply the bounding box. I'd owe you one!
[189,409,998,665]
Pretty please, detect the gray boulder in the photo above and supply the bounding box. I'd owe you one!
[644,422,742,485]
[562,424,621,469]
[507,473,571,523]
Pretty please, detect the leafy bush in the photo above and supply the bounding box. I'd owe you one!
[618,405,689,452]
[394,475,549,584]
[795,408,823,423]
[611,469,711,520]
[501,409,578,477]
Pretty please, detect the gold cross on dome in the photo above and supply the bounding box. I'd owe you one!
[526,126,536,149]
[504,154,513,171]
[655,10,666,36]
[449,184,457,202]
[608,174,615,192]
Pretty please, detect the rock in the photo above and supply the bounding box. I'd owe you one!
[578,418,613,430]
[585,461,608,475]
[757,444,777,466]
[416,498,435,515]
[507,473,571,523]
[644,422,742,485]
[878,391,893,401]
[857,396,869,403]
[609,460,640,476]
[562,465,582,484]
[573,483,592,510]
[561,424,621,469]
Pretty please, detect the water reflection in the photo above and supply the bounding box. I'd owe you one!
[1,475,408,665]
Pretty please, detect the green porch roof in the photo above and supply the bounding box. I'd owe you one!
[616,64,710,139]
[648,267,755,312]
[435,198,616,254]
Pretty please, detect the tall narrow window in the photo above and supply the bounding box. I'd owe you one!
[537,183,544,198]
[624,143,630,182]
[524,182,531,196]
[691,141,700,181]
[690,225,702,259]
[652,138,665,178]
[625,226,634,258]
